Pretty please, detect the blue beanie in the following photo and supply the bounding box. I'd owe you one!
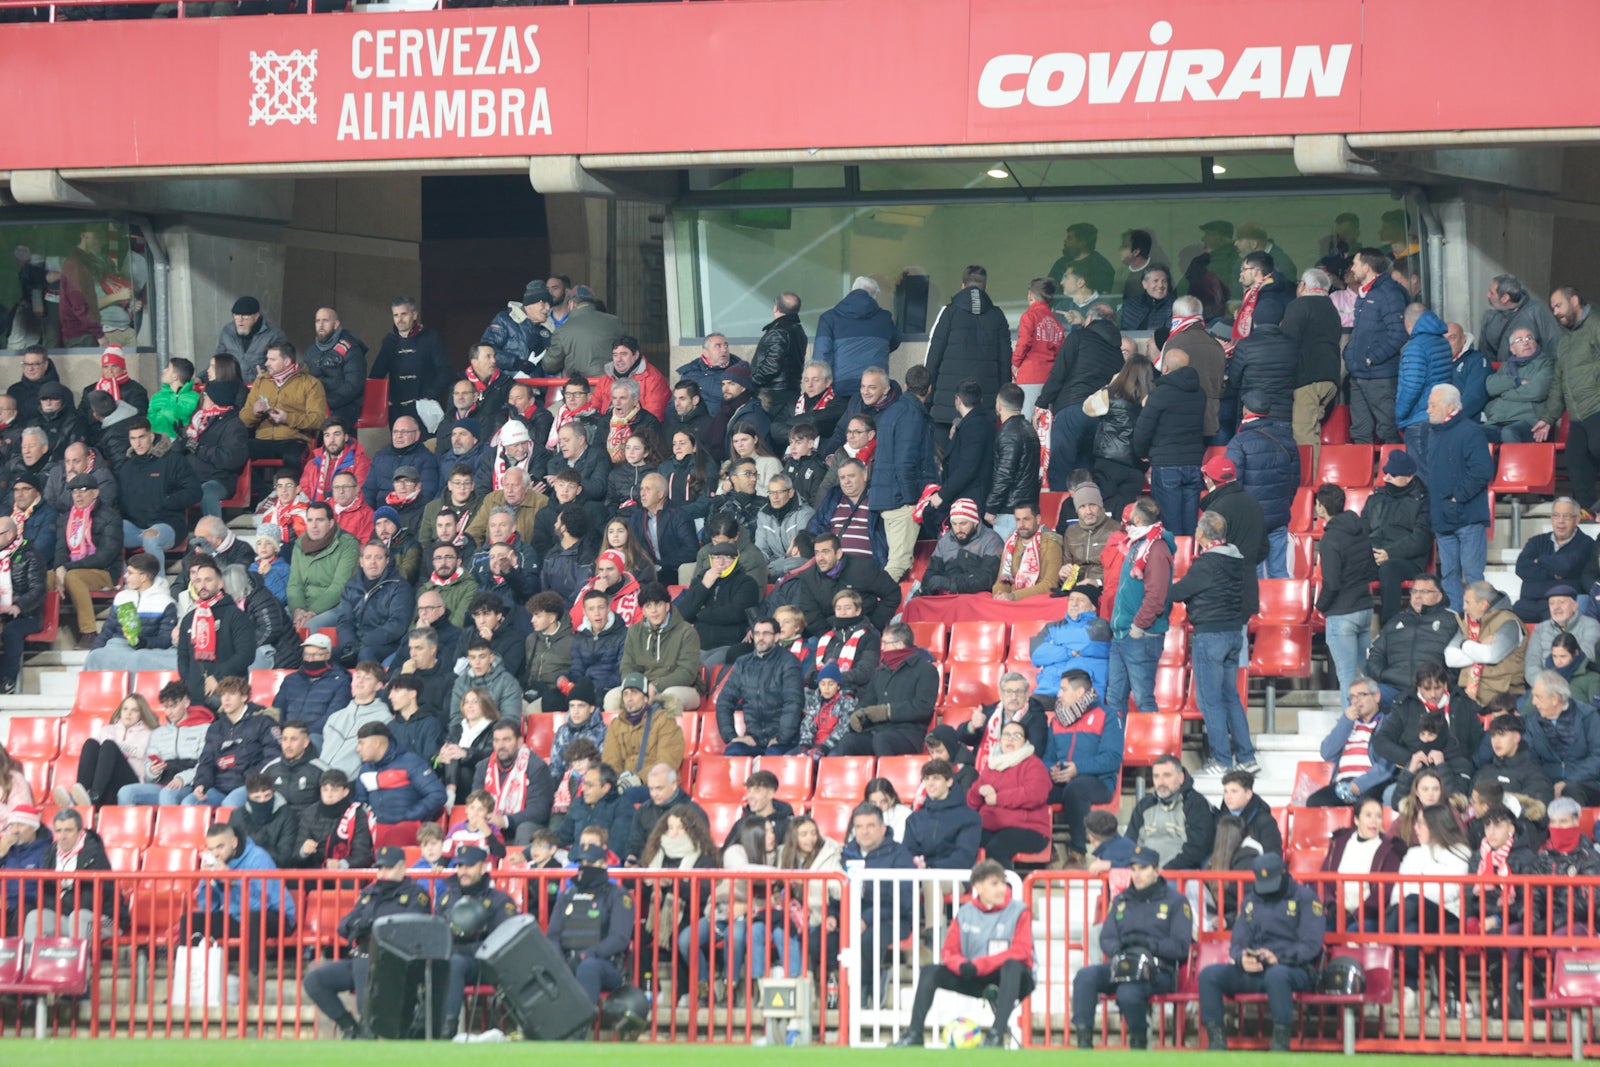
[817,663,843,685]
[373,506,401,526]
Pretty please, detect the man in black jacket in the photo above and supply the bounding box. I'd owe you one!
[1039,306,1123,490]
[117,418,201,567]
[921,499,1004,595]
[716,617,804,754]
[925,265,1010,432]
[795,533,901,636]
[1365,450,1434,622]
[927,380,993,526]
[184,379,249,519]
[1225,311,1297,427]
[752,292,808,436]
[1168,510,1259,775]
[624,474,698,577]
[985,384,1040,534]
[677,542,761,657]
[305,307,368,427]
[832,623,938,757]
[1365,573,1456,700]
[1218,770,1284,854]
[1198,456,1265,571]
[0,515,45,693]
[1133,350,1208,538]
[1315,484,1379,704]
[177,559,257,711]
[371,296,449,424]
[1283,268,1344,453]
[232,772,302,867]
[1371,661,1484,800]
[1126,756,1215,870]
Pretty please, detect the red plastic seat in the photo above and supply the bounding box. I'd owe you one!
[874,755,923,806]
[1287,804,1352,851]
[1159,624,1188,668]
[72,671,128,719]
[1248,625,1313,679]
[18,760,50,799]
[0,937,22,987]
[1287,533,1316,580]
[757,755,814,806]
[522,714,558,759]
[944,661,999,706]
[1297,445,1315,486]
[151,805,214,850]
[132,670,181,708]
[907,622,949,659]
[1130,665,1186,715]
[948,621,1008,664]
[1170,536,1195,579]
[1290,760,1334,804]
[4,717,61,762]
[60,716,99,762]
[218,463,254,509]
[692,755,753,803]
[1343,485,1372,516]
[1321,405,1352,445]
[97,806,156,850]
[1122,712,1182,771]
[699,800,746,844]
[250,668,293,708]
[1183,668,1248,719]
[1039,491,1070,530]
[678,711,702,755]
[808,800,854,843]
[1316,444,1375,488]
[103,846,141,872]
[1298,944,1394,1053]
[357,377,390,429]
[697,711,725,756]
[6,937,90,1001]
[814,756,877,802]
[1253,579,1312,627]
[24,590,59,645]
[1288,487,1316,534]
[1490,443,1558,495]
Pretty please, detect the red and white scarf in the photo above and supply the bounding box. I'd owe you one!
[1336,718,1376,780]
[187,401,232,446]
[606,411,635,462]
[330,802,376,862]
[491,447,529,491]
[465,364,499,398]
[65,503,97,562]
[816,626,866,673]
[312,447,348,503]
[0,539,18,611]
[795,387,834,416]
[267,362,298,388]
[10,496,36,539]
[386,484,421,507]
[845,437,878,467]
[1226,281,1263,355]
[431,565,465,587]
[190,592,225,662]
[1125,522,1166,580]
[262,496,306,543]
[1465,617,1486,686]
[1478,832,1514,878]
[548,402,594,450]
[95,366,131,403]
[1001,530,1044,589]
[484,747,532,816]
[780,636,807,662]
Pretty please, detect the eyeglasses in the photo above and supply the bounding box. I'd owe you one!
[22,361,44,369]
[845,428,869,436]
[1510,336,1538,346]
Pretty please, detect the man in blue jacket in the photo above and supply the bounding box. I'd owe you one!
[1414,383,1494,611]
[1396,305,1454,453]
[1044,668,1124,858]
[353,722,447,835]
[272,634,353,739]
[826,804,914,1005]
[860,368,935,581]
[335,541,415,666]
[1523,670,1600,805]
[902,759,982,870]
[814,278,900,400]
[1344,249,1410,444]
[1225,391,1299,579]
[186,822,295,963]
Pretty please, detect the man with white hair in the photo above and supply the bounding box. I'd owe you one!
[1413,383,1493,611]
[1524,672,1600,805]
[814,276,900,399]
[601,377,661,463]
[1158,294,1225,438]
[1282,268,1343,451]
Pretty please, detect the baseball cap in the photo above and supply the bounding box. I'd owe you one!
[1202,455,1237,483]
[393,465,421,482]
[621,673,649,693]
[375,845,407,868]
[1130,846,1161,869]
[302,633,333,651]
[1253,854,1285,895]
[455,845,489,866]
[498,421,531,446]
[707,542,738,559]
[572,842,608,865]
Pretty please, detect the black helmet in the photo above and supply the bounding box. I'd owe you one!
[600,984,651,1041]
[1320,956,1366,996]
[448,896,490,941]
[1109,950,1159,984]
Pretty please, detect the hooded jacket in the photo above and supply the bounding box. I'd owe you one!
[288,529,360,616]
[619,609,701,693]
[523,616,575,689]
[364,439,440,507]
[143,705,216,787]
[1481,292,1563,362]
[718,644,805,749]
[1038,317,1123,413]
[1218,792,1284,856]
[602,693,687,783]
[356,740,447,824]
[117,436,202,531]
[1414,409,1494,534]
[1315,509,1379,617]
[232,793,303,868]
[756,496,816,576]
[922,525,1004,596]
[1363,478,1433,569]
[195,837,295,923]
[273,664,352,737]
[479,301,550,375]
[867,385,937,512]
[1042,697,1124,793]
[1225,416,1300,531]
[1126,772,1216,870]
[147,381,201,440]
[814,289,900,397]
[1030,611,1111,698]
[1198,478,1266,568]
[557,783,635,850]
[447,656,523,731]
[925,285,1011,424]
[678,567,762,650]
[1133,364,1207,468]
[91,582,177,651]
[1396,310,1454,429]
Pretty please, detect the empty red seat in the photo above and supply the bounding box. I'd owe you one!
[693,755,753,803]
[948,621,1007,664]
[907,622,948,658]
[944,661,1000,706]
[1321,405,1351,445]
[1039,491,1070,530]
[1287,804,1353,855]
[1287,533,1316,580]
[1159,626,1188,668]
[1248,625,1313,679]
[814,756,876,802]
[4,717,61,762]
[874,755,923,806]
[699,800,746,844]
[1343,485,1372,515]
[60,716,99,762]
[1122,713,1182,770]
[1316,444,1375,488]
[523,714,558,759]
[132,670,181,708]
[1170,536,1195,578]
[1253,579,1312,626]
[73,671,129,718]
[1288,487,1316,534]
[808,800,854,843]
[1490,443,1558,495]
[151,805,214,850]
[697,711,725,756]
[249,669,293,708]
[357,378,390,429]
[1298,445,1316,486]
[97,806,156,850]
[757,755,814,806]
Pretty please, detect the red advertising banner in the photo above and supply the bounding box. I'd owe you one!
[0,0,1595,172]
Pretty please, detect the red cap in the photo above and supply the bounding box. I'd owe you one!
[1202,455,1237,482]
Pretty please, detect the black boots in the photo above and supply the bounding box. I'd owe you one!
[981,1029,1007,1048]
[1074,1026,1094,1050]
[889,1029,924,1048]
[1205,1023,1228,1050]
[1270,1024,1293,1052]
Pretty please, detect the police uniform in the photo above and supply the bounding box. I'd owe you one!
[1198,855,1325,1049]
[1069,867,1192,1047]
[302,849,432,1037]
[546,843,635,1006]
[436,853,520,1032]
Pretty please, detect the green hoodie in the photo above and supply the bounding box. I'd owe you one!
[288,530,359,614]
[147,380,201,440]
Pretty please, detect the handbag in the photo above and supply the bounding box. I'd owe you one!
[645,881,687,940]
[170,938,239,1008]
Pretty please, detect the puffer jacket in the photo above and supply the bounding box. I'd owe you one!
[1168,542,1258,630]
[968,754,1053,838]
[620,609,702,693]
[1042,699,1125,793]
[141,705,216,787]
[1119,290,1173,332]
[756,498,815,575]
[902,793,983,870]
[866,384,937,512]
[117,437,202,532]
[1030,610,1111,698]
[355,742,447,824]
[568,613,627,694]
[751,312,808,392]
[147,381,201,440]
[922,528,1004,596]
[1039,318,1123,412]
[479,301,550,375]
[814,289,900,397]
[0,543,46,619]
[1522,703,1600,791]
[925,285,1011,424]
[523,618,574,689]
[1345,274,1409,379]
[304,328,369,426]
[1133,365,1207,467]
[1396,310,1454,429]
[272,666,353,736]
[1364,605,1459,692]
[1092,394,1141,467]
[1225,417,1299,531]
[336,562,415,663]
[1363,479,1433,568]
[988,414,1041,513]
[193,709,281,794]
[215,317,291,382]
[1414,409,1493,534]
[1226,323,1298,419]
[717,646,805,749]
[90,584,176,651]
[1315,509,1379,617]
[1484,348,1556,428]
[364,440,440,507]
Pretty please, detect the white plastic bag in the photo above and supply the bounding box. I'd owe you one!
[414,398,445,434]
[170,939,239,1008]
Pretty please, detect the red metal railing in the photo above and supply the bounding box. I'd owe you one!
[0,867,848,1042]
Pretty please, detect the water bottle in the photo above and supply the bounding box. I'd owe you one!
[785,1021,800,1046]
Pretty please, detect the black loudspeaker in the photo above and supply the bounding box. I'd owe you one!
[365,914,451,1040]
[474,914,598,1041]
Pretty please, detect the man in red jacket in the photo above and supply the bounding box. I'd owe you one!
[891,859,1034,1048]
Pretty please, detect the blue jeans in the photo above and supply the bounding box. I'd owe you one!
[1258,525,1289,580]
[1483,422,1533,444]
[1107,632,1163,715]
[1324,609,1372,705]
[200,479,229,519]
[122,520,175,564]
[1192,629,1254,764]
[770,923,818,978]
[181,787,233,807]
[678,917,767,983]
[117,782,186,805]
[990,513,1017,541]
[1149,465,1202,538]
[1048,407,1097,490]
[1437,523,1488,612]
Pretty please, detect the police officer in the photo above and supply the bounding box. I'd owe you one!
[301,845,432,1039]
[1069,846,1192,1049]
[1198,853,1325,1051]
[545,841,635,1011]
[435,844,519,1038]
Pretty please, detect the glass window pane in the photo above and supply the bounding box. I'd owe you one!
[0,218,153,351]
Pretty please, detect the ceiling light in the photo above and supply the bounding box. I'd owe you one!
[987,165,1009,179]
[1211,163,1227,175]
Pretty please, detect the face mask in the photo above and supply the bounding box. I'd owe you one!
[576,865,609,891]
[249,799,274,823]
